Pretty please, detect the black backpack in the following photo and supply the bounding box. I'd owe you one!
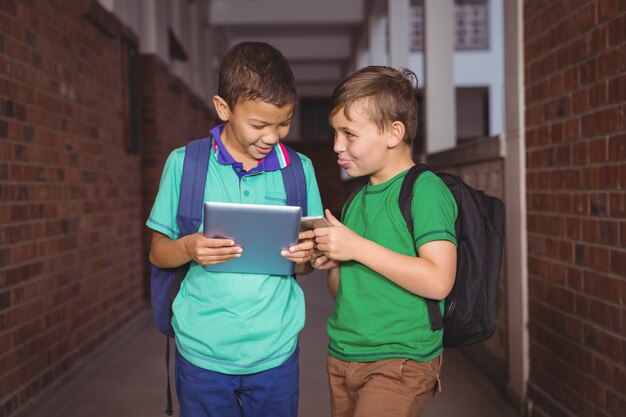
[343,163,505,348]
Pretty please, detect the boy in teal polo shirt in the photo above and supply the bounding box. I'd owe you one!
[147,42,323,417]
[312,66,458,417]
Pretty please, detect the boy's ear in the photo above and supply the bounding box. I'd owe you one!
[387,121,406,148]
[212,95,231,122]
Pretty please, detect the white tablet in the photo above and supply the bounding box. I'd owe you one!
[202,202,302,275]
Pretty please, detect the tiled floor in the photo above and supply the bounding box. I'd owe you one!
[17,269,520,417]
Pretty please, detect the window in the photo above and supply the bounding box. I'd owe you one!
[410,0,489,52]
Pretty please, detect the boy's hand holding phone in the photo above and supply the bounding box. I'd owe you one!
[313,209,363,262]
[300,215,332,231]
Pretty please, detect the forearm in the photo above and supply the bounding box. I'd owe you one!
[149,232,192,268]
[352,238,455,300]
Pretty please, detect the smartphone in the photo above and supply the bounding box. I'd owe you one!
[300,215,332,230]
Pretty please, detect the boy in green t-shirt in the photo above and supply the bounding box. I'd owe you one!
[147,42,323,417]
[312,66,458,417]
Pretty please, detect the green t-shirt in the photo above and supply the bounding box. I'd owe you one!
[327,168,457,362]
[147,130,323,374]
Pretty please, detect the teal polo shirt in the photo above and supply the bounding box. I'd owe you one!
[146,125,323,374]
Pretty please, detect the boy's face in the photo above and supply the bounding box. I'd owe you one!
[330,99,394,183]
[213,97,294,166]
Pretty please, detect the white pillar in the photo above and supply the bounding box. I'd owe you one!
[140,0,157,54]
[423,0,455,153]
[140,0,169,62]
[368,2,387,66]
[169,1,189,81]
[350,29,370,72]
[388,0,409,69]
[504,0,529,413]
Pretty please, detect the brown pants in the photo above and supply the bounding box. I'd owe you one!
[327,354,442,417]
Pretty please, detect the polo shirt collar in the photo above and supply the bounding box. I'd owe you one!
[209,124,291,174]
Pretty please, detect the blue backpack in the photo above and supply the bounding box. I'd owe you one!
[149,136,308,415]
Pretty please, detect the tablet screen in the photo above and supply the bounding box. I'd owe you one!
[203,202,301,275]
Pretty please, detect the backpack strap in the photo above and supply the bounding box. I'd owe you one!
[171,136,213,318]
[164,136,212,416]
[342,186,361,221]
[398,164,429,234]
[281,145,308,216]
[398,164,444,331]
[177,137,213,235]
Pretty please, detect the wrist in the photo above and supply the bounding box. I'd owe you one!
[351,236,371,264]
[178,234,194,261]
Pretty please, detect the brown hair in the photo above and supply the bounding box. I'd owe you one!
[218,42,297,109]
[329,66,419,144]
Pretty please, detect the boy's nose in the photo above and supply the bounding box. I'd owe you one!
[264,126,287,145]
[333,137,345,153]
[260,129,279,143]
[262,134,280,146]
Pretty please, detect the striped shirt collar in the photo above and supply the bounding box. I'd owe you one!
[209,124,291,174]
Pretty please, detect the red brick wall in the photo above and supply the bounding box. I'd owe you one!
[0,1,144,415]
[524,1,625,416]
[0,1,215,416]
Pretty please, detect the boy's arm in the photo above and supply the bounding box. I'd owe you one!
[149,231,242,268]
[314,210,456,300]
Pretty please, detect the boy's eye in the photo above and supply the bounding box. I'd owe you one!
[251,125,266,130]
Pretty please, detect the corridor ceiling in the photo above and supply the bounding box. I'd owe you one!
[209,0,366,93]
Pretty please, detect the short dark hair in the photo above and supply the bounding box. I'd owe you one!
[329,66,419,144]
[218,42,297,109]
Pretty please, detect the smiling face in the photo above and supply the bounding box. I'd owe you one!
[213,97,294,169]
[330,98,398,184]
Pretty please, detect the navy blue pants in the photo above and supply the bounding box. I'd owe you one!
[175,347,299,417]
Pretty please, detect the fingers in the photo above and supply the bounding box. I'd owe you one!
[299,230,315,241]
[282,249,313,264]
[195,245,242,265]
[199,253,240,265]
[204,237,236,247]
[282,240,314,262]
[325,209,342,226]
[198,245,242,257]
[288,237,315,253]
[311,254,338,269]
[189,236,244,265]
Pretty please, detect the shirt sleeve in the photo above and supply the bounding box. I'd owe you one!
[410,172,458,250]
[145,147,185,240]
